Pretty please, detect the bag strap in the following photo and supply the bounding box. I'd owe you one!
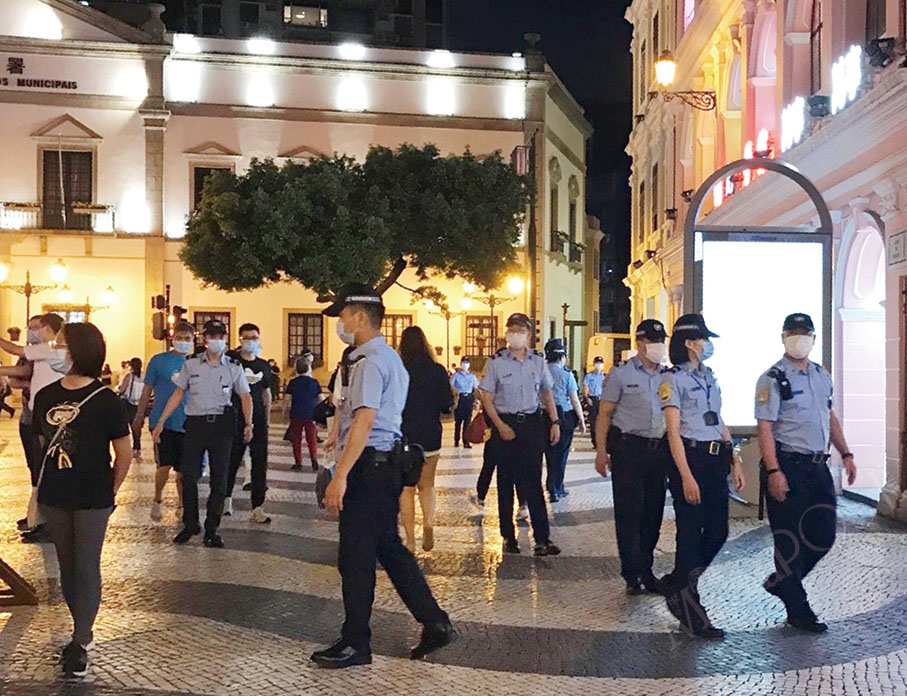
[38,385,109,477]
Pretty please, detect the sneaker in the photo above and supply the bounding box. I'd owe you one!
[516,504,529,521]
[62,643,89,678]
[468,493,484,510]
[533,542,561,557]
[59,639,95,662]
[150,501,163,521]
[249,507,272,524]
[502,538,520,554]
[223,497,233,516]
[548,491,560,503]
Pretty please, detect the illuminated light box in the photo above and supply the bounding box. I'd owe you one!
[696,232,830,431]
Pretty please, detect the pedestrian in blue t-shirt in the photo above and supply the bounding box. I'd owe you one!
[286,357,323,471]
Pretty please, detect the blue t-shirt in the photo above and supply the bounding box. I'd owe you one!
[287,374,322,421]
[145,351,188,432]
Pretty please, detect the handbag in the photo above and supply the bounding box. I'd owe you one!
[465,409,491,444]
[315,459,336,510]
[27,385,108,529]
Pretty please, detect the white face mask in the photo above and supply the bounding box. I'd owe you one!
[461,362,470,372]
[784,334,815,360]
[505,331,528,350]
[644,342,668,364]
[594,362,604,372]
[47,348,72,375]
[336,319,356,346]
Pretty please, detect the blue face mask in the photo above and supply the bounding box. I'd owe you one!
[699,340,715,361]
[27,329,40,345]
[242,339,261,356]
[206,339,226,355]
[173,340,193,356]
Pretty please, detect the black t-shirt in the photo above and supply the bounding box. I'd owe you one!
[228,352,271,423]
[34,380,129,510]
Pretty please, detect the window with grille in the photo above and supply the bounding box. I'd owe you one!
[192,166,232,210]
[284,5,328,26]
[193,311,231,347]
[42,150,92,230]
[810,0,823,95]
[43,305,89,324]
[465,315,498,358]
[288,313,323,365]
[382,314,413,349]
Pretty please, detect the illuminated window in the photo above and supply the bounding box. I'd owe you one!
[42,150,92,230]
[192,165,232,210]
[288,313,323,365]
[382,314,413,349]
[466,315,497,358]
[193,311,231,348]
[810,0,823,95]
[43,305,89,323]
[284,5,328,27]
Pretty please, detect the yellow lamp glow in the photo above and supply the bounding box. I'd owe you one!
[422,298,436,310]
[460,296,473,311]
[102,286,117,305]
[462,281,476,294]
[0,262,9,283]
[654,51,677,88]
[59,285,73,303]
[507,276,525,295]
[50,259,67,284]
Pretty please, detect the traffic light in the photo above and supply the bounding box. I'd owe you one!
[151,294,166,311]
[152,312,167,340]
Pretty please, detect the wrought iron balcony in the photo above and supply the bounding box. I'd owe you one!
[0,202,115,233]
[569,241,585,264]
[549,230,569,255]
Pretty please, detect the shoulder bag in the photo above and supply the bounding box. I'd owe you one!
[465,409,491,445]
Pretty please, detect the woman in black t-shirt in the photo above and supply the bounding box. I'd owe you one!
[33,322,131,679]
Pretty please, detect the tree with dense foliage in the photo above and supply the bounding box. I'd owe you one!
[180,144,531,297]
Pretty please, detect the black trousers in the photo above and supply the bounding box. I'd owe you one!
[19,419,42,487]
[544,409,577,496]
[453,394,474,445]
[764,450,837,618]
[338,450,446,650]
[587,397,600,448]
[486,413,551,544]
[226,420,268,508]
[181,414,235,535]
[609,430,668,582]
[123,402,142,451]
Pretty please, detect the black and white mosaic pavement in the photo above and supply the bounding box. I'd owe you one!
[0,415,905,695]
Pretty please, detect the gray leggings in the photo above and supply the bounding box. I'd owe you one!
[40,505,112,646]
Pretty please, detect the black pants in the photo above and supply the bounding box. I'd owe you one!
[0,393,13,418]
[338,449,446,650]
[226,420,268,508]
[666,445,729,600]
[544,410,577,496]
[609,430,667,582]
[181,414,235,535]
[123,402,142,451]
[453,394,474,445]
[19,419,42,487]
[587,397,600,448]
[486,413,550,544]
[764,450,837,618]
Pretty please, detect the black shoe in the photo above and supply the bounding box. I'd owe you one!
[689,624,726,639]
[463,442,471,449]
[16,517,29,531]
[559,488,570,497]
[788,614,828,633]
[411,619,458,660]
[311,641,372,669]
[62,643,89,677]
[533,542,561,557]
[311,460,319,472]
[242,482,252,491]
[548,492,560,503]
[640,573,665,595]
[763,575,784,599]
[626,580,644,596]
[21,526,50,543]
[172,527,200,544]
[291,463,303,471]
[203,533,225,548]
[503,538,520,554]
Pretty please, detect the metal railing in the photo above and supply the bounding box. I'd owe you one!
[0,202,115,233]
[569,241,585,264]
[549,230,568,255]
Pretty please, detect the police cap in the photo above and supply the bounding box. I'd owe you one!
[203,319,227,337]
[505,313,533,331]
[636,319,667,341]
[544,337,566,360]
[672,313,719,339]
[322,283,384,317]
[782,313,815,332]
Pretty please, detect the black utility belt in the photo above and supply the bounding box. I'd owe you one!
[499,411,541,424]
[683,438,733,457]
[777,446,829,465]
[611,428,666,450]
[187,413,231,423]
[588,396,601,402]
[357,446,395,468]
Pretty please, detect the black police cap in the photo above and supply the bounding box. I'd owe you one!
[636,319,667,341]
[203,319,227,336]
[672,313,719,339]
[783,313,815,332]
[506,313,533,331]
[544,337,566,359]
[322,283,384,317]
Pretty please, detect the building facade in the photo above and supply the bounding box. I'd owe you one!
[0,0,591,382]
[625,0,907,519]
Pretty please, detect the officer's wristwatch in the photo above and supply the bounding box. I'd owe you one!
[765,468,781,476]
[841,452,854,460]
[550,420,561,426]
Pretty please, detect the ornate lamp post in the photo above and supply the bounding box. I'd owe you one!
[648,51,716,111]
[0,259,67,320]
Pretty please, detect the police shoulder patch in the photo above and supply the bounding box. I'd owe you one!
[756,388,770,405]
[658,381,672,404]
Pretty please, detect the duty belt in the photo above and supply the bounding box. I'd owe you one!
[187,413,228,423]
[682,437,732,457]
[611,428,665,450]
[358,446,394,467]
[500,411,540,424]
[777,446,829,465]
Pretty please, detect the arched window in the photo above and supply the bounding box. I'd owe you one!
[810,0,822,95]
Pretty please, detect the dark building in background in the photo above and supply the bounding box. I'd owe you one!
[597,171,631,334]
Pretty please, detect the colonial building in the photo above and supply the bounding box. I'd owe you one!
[625,0,907,519]
[0,0,592,381]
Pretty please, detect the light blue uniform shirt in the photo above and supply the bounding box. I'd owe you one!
[174,352,250,416]
[548,363,577,412]
[583,370,605,398]
[755,356,833,454]
[451,369,479,395]
[338,335,409,452]
[145,351,189,432]
[602,357,666,438]
[660,362,724,441]
[479,349,554,415]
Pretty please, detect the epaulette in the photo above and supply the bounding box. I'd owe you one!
[662,365,680,373]
[227,355,241,365]
[494,348,507,357]
[532,349,544,357]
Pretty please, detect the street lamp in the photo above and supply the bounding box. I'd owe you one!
[0,268,61,320]
[49,259,67,284]
[649,51,716,111]
[101,286,117,305]
[59,285,73,303]
[460,296,473,311]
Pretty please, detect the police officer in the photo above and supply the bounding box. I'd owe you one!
[312,284,455,669]
[594,320,669,595]
[543,338,585,502]
[478,313,562,556]
[755,313,856,633]
[224,322,272,524]
[451,356,478,448]
[153,320,252,548]
[583,355,606,448]
[659,314,745,638]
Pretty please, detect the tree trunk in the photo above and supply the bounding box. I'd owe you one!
[376,257,407,295]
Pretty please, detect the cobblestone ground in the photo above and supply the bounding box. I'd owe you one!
[0,413,906,696]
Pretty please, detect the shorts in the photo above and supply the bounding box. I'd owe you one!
[155,429,185,471]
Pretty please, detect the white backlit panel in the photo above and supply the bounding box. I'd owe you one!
[700,238,825,428]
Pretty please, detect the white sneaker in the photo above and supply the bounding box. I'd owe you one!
[223,497,233,516]
[249,507,271,524]
[516,504,529,521]
[150,501,163,521]
[468,493,485,510]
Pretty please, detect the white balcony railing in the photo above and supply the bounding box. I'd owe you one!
[0,202,116,233]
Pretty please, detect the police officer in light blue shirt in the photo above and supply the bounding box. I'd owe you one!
[583,356,606,448]
[312,284,454,669]
[451,357,479,448]
[755,312,856,634]
[543,338,585,502]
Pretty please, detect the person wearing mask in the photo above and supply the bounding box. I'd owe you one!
[0,313,66,542]
[134,322,194,521]
[594,320,670,595]
[543,338,585,502]
[33,322,131,678]
[478,313,561,556]
[312,284,455,669]
[583,356,606,449]
[659,313,745,638]
[398,326,454,553]
[118,357,144,459]
[223,323,272,523]
[152,320,252,548]
[755,313,856,633]
[450,356,478,448]
[285,357,323,471]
